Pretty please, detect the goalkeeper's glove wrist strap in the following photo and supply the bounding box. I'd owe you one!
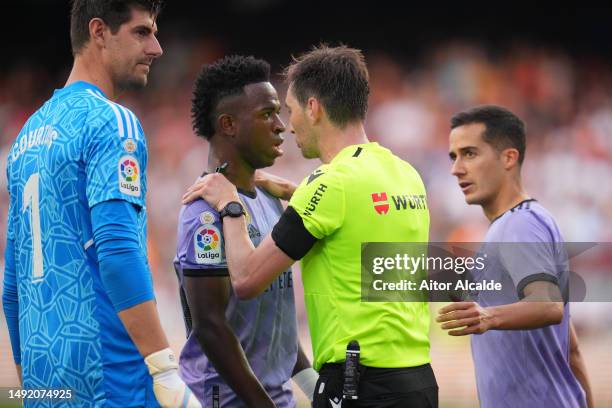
[144,348,178,376]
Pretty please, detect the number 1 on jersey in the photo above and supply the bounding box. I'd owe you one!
[23,173,44,281]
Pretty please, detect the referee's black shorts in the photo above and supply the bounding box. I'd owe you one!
[312,363,438,408]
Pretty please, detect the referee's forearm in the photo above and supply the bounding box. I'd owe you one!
[222,217,292,299]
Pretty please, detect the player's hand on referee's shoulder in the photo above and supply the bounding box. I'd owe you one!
[182,173,239,210]
[436,301,494,336]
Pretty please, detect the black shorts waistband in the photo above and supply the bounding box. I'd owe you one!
[317,362,438,399]
[320,362,432,374]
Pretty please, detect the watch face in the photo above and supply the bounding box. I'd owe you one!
[227,202,243,216]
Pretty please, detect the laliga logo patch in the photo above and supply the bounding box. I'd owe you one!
[118,155,141,197]
[194,224,222,264]
[372,192,389,215]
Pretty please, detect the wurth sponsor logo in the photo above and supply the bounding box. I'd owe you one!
[391,194,428,210]
[372,192,428,214]
[372,192,390,215]
[303,184,328,216]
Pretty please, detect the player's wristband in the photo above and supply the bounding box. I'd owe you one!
[144,348,178,376]
[292,367,319,402]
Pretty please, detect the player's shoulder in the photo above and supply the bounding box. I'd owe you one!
[254,186,283,210]
[293,163,342,199]
[70,88,142,140]
[495,199,562,242]
[179,198,220,225]
[333,142,416,180]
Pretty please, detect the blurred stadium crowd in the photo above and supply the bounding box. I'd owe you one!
[1,37,611,406]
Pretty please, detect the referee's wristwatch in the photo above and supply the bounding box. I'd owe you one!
[219,201,246,218]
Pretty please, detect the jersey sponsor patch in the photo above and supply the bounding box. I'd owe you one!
[302,183,328,217]
[123,139,137,153]
[372,192,427,214]
[372,192,389,215]
[118,155,141,196]
[194,224,223,264]
[199,211,215,225]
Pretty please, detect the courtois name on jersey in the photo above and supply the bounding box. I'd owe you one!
[5,81,156,407]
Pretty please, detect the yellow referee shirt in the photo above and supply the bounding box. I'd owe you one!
[289,142,431,370]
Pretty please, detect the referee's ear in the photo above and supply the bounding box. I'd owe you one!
[306,97,323,125]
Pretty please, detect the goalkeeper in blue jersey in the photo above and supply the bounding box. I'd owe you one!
[2,1,199,407]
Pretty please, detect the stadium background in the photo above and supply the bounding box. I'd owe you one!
[1,2,611,406]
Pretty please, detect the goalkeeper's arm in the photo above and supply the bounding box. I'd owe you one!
[92,200,200,407]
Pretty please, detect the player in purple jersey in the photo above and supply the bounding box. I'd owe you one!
[438,105,593,408]
[174,55,316,407]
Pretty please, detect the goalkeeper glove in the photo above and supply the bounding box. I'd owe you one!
[144,348,201,408]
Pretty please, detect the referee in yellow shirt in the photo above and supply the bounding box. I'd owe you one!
[183,45,438,408]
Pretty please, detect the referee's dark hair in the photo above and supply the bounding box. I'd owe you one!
[70,0,163,56]
[191,55,271,140]
[285,44,370,129]
[451,105,526,165]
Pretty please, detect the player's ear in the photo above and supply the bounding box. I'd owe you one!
[89,18,108,48]
[218,114,237,138]
[501,148,520,170]
[306,97,321,125]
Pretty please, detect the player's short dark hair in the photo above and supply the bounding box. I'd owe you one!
[285,44,369,128]
[191,55,271,140]
[70,0,163,55]
[451,105,526,165]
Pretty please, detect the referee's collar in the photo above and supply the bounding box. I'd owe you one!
[332,142,380,163]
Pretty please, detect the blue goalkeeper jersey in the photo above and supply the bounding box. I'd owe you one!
[5,81,158,407]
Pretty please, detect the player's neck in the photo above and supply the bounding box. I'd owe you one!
[482,180,530,222]
[207,146,256,193]
[318,122,369,164]
[66,55,117,100]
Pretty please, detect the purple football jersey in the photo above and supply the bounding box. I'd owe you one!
[470,199,586,408]
[174,187,297,408]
